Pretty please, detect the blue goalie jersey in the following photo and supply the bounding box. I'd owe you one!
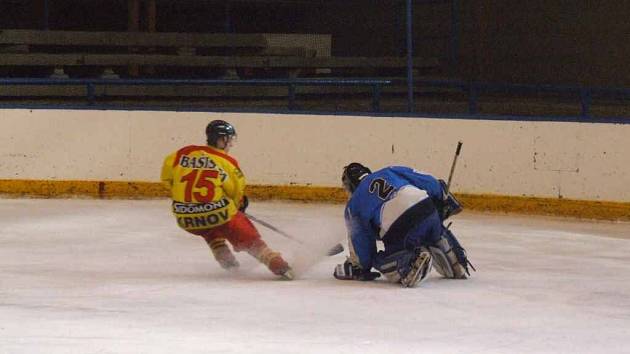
[344,166,444,269]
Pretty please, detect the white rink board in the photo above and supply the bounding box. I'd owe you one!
[1,109,628,202]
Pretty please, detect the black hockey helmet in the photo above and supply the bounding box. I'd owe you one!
[342,162,371,193]
[206,120,236,146]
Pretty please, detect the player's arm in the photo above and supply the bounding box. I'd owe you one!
[406,169,463,220]
[232,167,248,211]
[400,166,463,220]
[334,209,381,281]
[160,153,176,189]
[219,158,247,210]
[396,166,443,200]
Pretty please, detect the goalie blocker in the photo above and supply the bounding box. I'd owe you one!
[334,260,381,281]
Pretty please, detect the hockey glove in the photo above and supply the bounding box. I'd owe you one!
[333,260,381,281]
[239,195,249,213]
[437,179,463,221]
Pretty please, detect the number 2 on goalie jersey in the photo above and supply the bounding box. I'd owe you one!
[180,170,219,202]
[369,178,395,200]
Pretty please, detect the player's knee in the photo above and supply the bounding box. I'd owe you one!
[227,217,263,251]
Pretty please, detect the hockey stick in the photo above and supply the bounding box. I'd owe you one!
[246,213,344,256]
[446,141,463,192]
[439,141,464,222]
[246,213,303,243]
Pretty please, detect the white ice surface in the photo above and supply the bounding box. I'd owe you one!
[1,198,629,354]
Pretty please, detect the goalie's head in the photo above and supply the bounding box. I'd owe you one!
[206,120,237,148]
[342,162,371,193]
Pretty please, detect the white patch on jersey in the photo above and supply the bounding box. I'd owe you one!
[379,186,429,238]
[345,213,361,266]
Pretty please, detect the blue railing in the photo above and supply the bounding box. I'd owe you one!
[412,79,630,119]
[0,78,390,113]
[1,77,629,120]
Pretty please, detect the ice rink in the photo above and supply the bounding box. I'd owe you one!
[1,198,629,354]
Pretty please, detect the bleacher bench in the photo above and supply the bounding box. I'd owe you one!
[0,30,439,77]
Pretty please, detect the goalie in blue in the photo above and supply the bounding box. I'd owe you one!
[333,162,474,287]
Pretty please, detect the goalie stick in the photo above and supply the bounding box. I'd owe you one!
[446,141,463,193]
[246,213,344,256]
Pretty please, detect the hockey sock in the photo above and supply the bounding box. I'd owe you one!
[207,238,239,269]
[247,241,291,276]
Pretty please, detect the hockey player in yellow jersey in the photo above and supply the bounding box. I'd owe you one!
[161,120,294,280]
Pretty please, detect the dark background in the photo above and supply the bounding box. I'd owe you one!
[2,0,627,86]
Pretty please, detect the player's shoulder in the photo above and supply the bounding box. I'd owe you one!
[164,144,203,158]
[173,145,239,167]
[370,165,408,175]
[166,145,206,160]
[385,165,413,173]
[385,165,433,178]
[206,147,240,168]
[368,166,410,181]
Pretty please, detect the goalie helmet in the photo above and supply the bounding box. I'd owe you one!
[206,120,236,146]
[342,162,371,193]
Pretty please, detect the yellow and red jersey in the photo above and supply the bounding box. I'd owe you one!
[161,145,246,231]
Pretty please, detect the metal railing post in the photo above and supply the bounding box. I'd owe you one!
[468,82,478,114]
[86,82,96,105]
[450,0,460,69]
[580,88,592,118]
[288,83,296,110]
[43,0,50,30]
[372,84,382,112]
[406,0,414,113]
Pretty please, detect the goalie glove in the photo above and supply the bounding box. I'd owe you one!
[333,260,381,281]
[437,179,463,221]
[239,195,249,213]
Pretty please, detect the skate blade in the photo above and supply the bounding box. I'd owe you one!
[280,269,295,280]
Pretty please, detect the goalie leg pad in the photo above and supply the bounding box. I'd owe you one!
[428,244,454,278]
[374,249,432,286]
[429,229,473,278]
[400,248,433,288]
[374,250,413,283]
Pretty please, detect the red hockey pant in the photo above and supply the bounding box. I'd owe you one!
[190,211,266,251]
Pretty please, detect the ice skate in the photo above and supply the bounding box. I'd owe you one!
[218,257,240,271]
[214,248,240,270]
[269,256,294,280]
[279,268,295,280]
[400,248,433,288]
